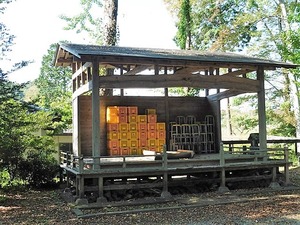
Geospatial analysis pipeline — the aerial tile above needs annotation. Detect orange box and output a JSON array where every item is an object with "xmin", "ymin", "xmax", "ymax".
[
  {"xmin": 139, "ymin": 139, "xmax": 148, "ymax": 148},
  {"xmin": 107, "ymin": 106, "xmax": 119, "ymax": 116},
  {"xmin": 128, "ymin": 106, "xmax": 138, "ymax": 115},
  {"xmin": 119, "ymin": 131, "xmax": 128, "ymax": 139},
  {"xmin": 138, "ymin": 115, "xmax": 147, "ymax": 123},
  {"xmin": 148, "ymin": 139, "xmax": 156, "ymax": 147},
  {"xmin": 130, "ymin": 147, "xmax": 141, "ymax": 155},
  {"xmin": 128, "ymin": 114, "xmax": 138, "ymax": 123},
  {"xmin": 156, "ymin": 130, "xmax": 166, "ymax": 139},
  {"xmin": 156, "ymin": 139, "xmax": 166, "ymax": 147},
  {"xmin": 138, "ymin": 123, "xmax": 147, "ymax": 131},
  {"xmin": 119, "ymin": 139, "xmax": 128, "ymax": 148},
  {"xmin": 107, "ymin": 114, "xmax": 119, "ymax": 124},
  {"xmin": 120, "ymin": 147, "xmax": 130, "ymax": 155},
  {"xmin": 109, "ymin": 147, "xmax": 120, "ymax": 156},
  {"xmin": 149, "ymin": 146, "xmax": 158, "ymax": 152},
  {"xmin": 145, "ymin": 109, "xmax": 156, "ymax": 115},
  {"xmin": 119, "ymin": 123, "xmax": 128, "ymax": 132},
  {"xmin": 108, "ymin": 131, "xmax": 119, "ymax": 140},
  {"xmin": 148, "ymin": 123, "xmax": 157, "ymax": 131},
  {"xmin": 119, "ymin": 114, "xmax": 127, "ymax": 123},
  {"xmin": 107, "ymin": 123, "xmax": 119, "ymax": 131},
  {"xmin": 148, "ymin": 114, "xmax": 157, "ymax": 123},
  {"xmin": 118, "ymin": 106, "xmax": 127, "ymax": 115},
  {"xmin": 148, "ymin": 130, "xmax": 156, "ymax": 139},
  {"xmin": 129, "ymin": 131, "xmax": 138, "ymax": 139},
  {"xmin": 108, "ymin": 140, "xmax": 119, "ymax": 149},
  {"xmin": 128, "ymin": 139, "xmax": 138, "ymax": 148},
  {"xmin": 156, "ymin": 123, "xmax": 165, "ymax": 131},
  {"xmin": 129, "ymin": 123, "xmax": 137, "ymax": 131},
  {"xmin": 139, "ymin": 131, "xmax": 147, "ymax": 139}
]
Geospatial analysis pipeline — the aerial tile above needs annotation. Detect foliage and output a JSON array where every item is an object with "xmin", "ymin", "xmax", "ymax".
[
  {"xmin": 35, "ymin": 43, "xmax": 72, "ymax": 134},
  {"xmin": 175, "ymin": 0, "xmax": 192, "ymax": 50},
  {"xmin": 60, "ymin": 0, "xmax": 104, "ymax": 44},
  {"xmin": 18, "ymin": 137, "xmax": 60, "ymax": 188}
]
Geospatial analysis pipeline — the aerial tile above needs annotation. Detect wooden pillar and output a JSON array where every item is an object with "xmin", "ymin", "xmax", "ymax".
[
  {"xmin": 92, "ymin": 60, "xmax": 100, "ymax": 158},
  {"xmin": 257, "ymin": 66, "xmax": 267, "ymax": 151},
  {"xmin": 72, "ymin": 97, "xmax": 81, "ymax": 156},
  {"xmin": 218, "ymin": 143, "xmax": 230, "ymax": 193},
  {"xmin": 161, "ymin": 145, "xmax": 171, "ymax": 199},
  {"xmin": 164, "ymin": 67, "xmax": 170, "ymax": 151},
  {"xmin": 97, "ymin": 176, "xmax": 107, "ymax": 203}
]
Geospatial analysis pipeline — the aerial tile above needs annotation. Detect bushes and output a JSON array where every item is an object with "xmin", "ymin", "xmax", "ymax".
[{"xmin": 18, "ymin": 154, "xmax": 60, "ymax": 188}]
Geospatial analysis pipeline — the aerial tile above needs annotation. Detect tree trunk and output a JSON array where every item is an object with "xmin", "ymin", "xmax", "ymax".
[{"xmin": 103, "ymin": 0, "xmax": 118, "ymax": 96}]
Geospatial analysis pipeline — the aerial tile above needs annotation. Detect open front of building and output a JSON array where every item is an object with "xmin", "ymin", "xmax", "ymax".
[{"xmin": 55, "ymin": 43, "xmax": 297, "ymax": 204}]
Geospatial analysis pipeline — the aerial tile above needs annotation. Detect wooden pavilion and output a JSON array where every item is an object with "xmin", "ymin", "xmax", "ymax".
[{"xmin": 54, "ymin": 43, "xmax": 297, "ymax": 204}]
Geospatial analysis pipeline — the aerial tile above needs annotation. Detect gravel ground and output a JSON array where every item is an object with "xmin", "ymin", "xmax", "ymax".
[{"xmin": 1, "ymin": 166, "xmax": 300, "ymax": 225}]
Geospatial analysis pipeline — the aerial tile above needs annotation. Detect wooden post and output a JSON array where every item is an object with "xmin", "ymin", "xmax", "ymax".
[
  {"xmin": 257, "ymin": 66, "xmax": 267, "ymax": 152},
  {"xmin": 161, "ymin": 145, "xmax": 171, "ymax": 199},
  {"xmin": 97, "ymin": 176, "xmax": 107, "ymax": 204},
  {"xmin": 218, "ymin": 142, "xmax": 229, "ymax": 193},
  {"xmin": 284, "ymin": 145, "xmax": 290, "ymax": 185},
  {"xmin": 92, "ymin": 59, "xmax": 100, "ymax": 169}
]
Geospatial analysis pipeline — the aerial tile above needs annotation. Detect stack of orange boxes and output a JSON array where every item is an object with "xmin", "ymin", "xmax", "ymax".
[{"xmin": 107, "ymin": 106, "xmax": 166, "ymax": 156}]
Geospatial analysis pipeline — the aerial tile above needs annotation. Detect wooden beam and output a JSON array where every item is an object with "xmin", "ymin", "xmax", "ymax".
[
  {"xmin": 207, "ymin": 90, "xmax": 247, "ymax": 102},
  {"xmin": 123, "ymin": 65, "xmax": 151, "ymax": 75},
  {"xmin": 72, "ymin": 81, "xmax": 92, "ymax": 100},
  {"xmin": 78, "ymin": 55, "xmax": 269, "ymax": 70},
  {"xmin": 98, "ymin": 74, "xmax": 260, "ymax": 92},
  {"xmin": 221, "ymin": 69, "xmax": 256, "ymax": 77},
  {"xmin": 72, "ymin": 62, "xmax": 92, "ymax": 80}
]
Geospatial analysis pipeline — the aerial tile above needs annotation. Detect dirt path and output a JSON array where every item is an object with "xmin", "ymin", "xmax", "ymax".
[{"xmin": 1, "ymin": 167, "xmax": 300, "ymax": 225}]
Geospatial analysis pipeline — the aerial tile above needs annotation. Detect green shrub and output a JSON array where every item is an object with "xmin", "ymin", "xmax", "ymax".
[{"xmin": 18, "ymin": 156, "xmax": 60, "ymax": 188}]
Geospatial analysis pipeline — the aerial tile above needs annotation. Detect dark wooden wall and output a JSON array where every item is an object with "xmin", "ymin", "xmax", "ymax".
[{"xmin": 78, "ymin": 96, "xmax": 214, "ymax": 156}]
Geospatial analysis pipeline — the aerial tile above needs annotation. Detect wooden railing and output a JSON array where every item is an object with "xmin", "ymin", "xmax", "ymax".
[{"xmin": 60, "ymin": 144, "xmax": 290, "ymax": 175}]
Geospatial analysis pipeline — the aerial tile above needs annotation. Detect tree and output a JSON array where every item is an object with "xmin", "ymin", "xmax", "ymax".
[
  {"xmin": 0, "ymin": 0, "xmax": 59, "ymax": 186},
  {"xmin": 34, "ymin": 43, "xmax": 72, "ymax": 134},
  {"xmin": 165, "ymin": 0, "xmax": 300, "ymax": 138},
  {"xmin": 60, "ymin": 0, "xmax": 119, "ymax": 96}
]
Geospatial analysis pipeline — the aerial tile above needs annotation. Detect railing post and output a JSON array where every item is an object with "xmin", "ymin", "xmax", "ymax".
[
  {"xmin": 161, "ymin": 145, "xmax": 171, "ymax": 199},
  {"xmin": 79, "ymin": 155, "xmax": 84, "ymax": 174},
  {"xmin": 218, "ymin": 142, "xmax": 229, "ymax": 193},
  {"xmin": 284, "ymin": 144, "xmax": 290, "ymax": 185}
]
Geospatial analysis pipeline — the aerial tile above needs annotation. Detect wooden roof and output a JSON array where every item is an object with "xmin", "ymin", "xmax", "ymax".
[{"xmin": 55, "ymin": 43, "xmax": 297, "ymax": 69}]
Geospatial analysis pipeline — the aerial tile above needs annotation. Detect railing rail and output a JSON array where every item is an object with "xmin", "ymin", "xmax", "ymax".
[{"xmin": 60, "ymin": 144, "xmax": 290, "ymax": 174}]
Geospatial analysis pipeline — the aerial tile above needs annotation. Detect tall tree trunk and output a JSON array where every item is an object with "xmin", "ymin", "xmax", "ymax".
[{"xmin": 103, "ymin": 0, "xmax": 118, "ymax": 96}]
